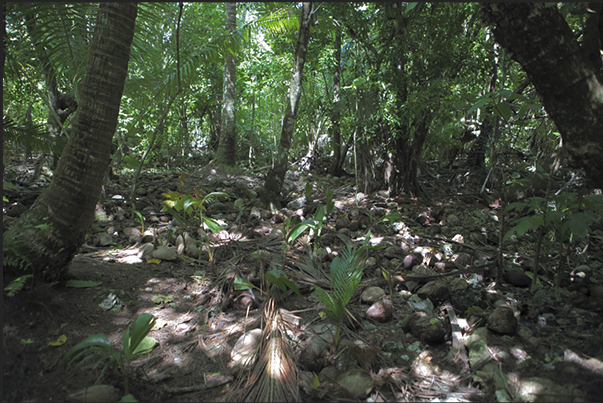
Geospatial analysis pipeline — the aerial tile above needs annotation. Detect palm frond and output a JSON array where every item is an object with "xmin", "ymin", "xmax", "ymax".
[
  {"xmin": 227, "ymin": 299, "xmax": 300, "ymax": 402},
  {"xmin": 3, "ymin": 116, "xmax": 64, "ymax": 154}
]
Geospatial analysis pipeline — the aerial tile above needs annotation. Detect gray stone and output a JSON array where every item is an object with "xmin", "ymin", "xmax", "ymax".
[
  {"xmin": 487, "ymin": 306, "xmax": 517, "ymax": 335},
  {"xmin": 152, "ymin": 246, "xmax": 178, "ymax": 261},
  {"xmin": 361, "ymin": 286, "xmax": 386, "ymax": 303},
  {"xmin": 337, "ymin": 368, "xmax": 374, "ymax": 399},
  {"xmin": 416, "ymin": 280, "xmax": 450, "ymax": 305}
]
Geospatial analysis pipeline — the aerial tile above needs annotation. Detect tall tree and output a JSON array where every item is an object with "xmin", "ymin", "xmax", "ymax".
[
  {"xmin": 329, "ymin": 26, "xmax": 343, "ymax": 176},
  {"xmin": 216, "ymin": 2, "xmax": 237, "ymax": 165},
  {"xmin": 263, "ymin": 2, "xmax": 314, "ymax": 203},
  {"xmin": 483, "ymin": 2, "xmax": 603, "ymax": 188},
  {"xmin": 3, "ymin": 3, "xmax": 138, "ymax": 286}
]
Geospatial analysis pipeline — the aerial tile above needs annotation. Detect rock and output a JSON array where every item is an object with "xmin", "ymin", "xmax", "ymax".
[
  {"xmin": 185, "ymin": 243, "xmax": 199, "ymax": 258},
  {"xmin": 128, "ymin": 235, "xmax": 142, "ymax": 245},
  {"xmin": 138, "ymin": 243, "xmax": 154, "ymax": 260},
  {"xmin": 123, "ymin": 227, "xmax": 141, "ymax": 237},
  {"xmin": 384, "ymin": 245, "xmax": 405, "ymax": 258},
  {"xmin": 503, "ymin": 270, "xmax": 532, "ymax": 287},
  {"xmin": 405, "ymin": 313, "xmax": 447, "ymax": 343},
  {"xmin": 416, "ymin": 280, "xmax": 450, "ymax": 305},
  {"xmin": 337, "ymin": 368, "xmax": 374, "ymax": 399},
  {"xmin": 335, "ymin": 218, "xmax": 348, "ymax": 231},
  {"xmin": 366, "ymin": 297, "xmax": 393, "ymax": 322},
  {"xmin": 287, "ymin": 196, "xmax": 305, "ymax": 210},
  {"xmin": 451, "ymin": 253, "xmax": 471, "ymax": 267},
  {"xmin": 446, "ymin": 214, "xmax": 460, "ymax": 227},
  {"xmin": 487, "ymin": 306, "xmax": 517, "ymax": 335},
  {"xmin": 449, "ymin": 277, "xmax": 468, "ymax": 294},
  {"xmin": 348, "ymin": 220, "xmax": 359, "ymax": 231},
  {"xmin": 403, "ymin": 253, "xmax": 421, "ymax": 270},
  {"xmin": 98, "ymin": 233, "xmax": 113, "ymax": 246},
  {"xmin": 230, "ymin": 328, "xmax": 263, "ymax": 369},
  {"xmin": 361, "ymin": 286, "xmax": 386, "ymax": 303},
  {"xmin": 250, "ymin": 206, "xmax": 262, "ymax": 219},
  {"xmin": 152, "ymin": 246, "xmax": 178, "ymax": 261}
]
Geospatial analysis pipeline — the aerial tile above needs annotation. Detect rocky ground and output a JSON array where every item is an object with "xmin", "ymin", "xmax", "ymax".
[{"xmin": 3, "ymin": 158, "xmax": 603, "ymax": 402}]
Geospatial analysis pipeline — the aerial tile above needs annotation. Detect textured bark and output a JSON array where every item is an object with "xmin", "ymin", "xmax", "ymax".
[
  {"xmin": 216, "ymin": 2, "xmax": 237, "ymax": 166},
  {"xmin": 484, "ymin": 3, "xmax": 603, "ymax": 188},
  {"xmin": 4, "ymin": 3, "xmax": 137, "ymax": 284},
  {"xmin": 263, "ymin": 2, "xmax": 314, "ymax": 202}
]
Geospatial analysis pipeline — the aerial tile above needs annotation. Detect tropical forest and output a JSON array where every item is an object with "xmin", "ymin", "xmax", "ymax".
[{"xmin": 3, "ymin": 2, "xmax": 603, "ymax": 402}]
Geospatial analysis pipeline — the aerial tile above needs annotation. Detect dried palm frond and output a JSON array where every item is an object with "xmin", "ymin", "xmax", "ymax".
[{"xmin": 226, "ymin": 299, "xmax": 300, "ymax": 402}]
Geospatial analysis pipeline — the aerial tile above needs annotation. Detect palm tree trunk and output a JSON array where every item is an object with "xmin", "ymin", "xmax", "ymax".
[
  {"xmin": 3, "ymin": 3, "xmax": 138, "ymax": 284},
  {"xmin": 216, "ymin": 2, "xmax": 237, "ymax": 166},
  {"xmin": 263, "ymin": 2, "xmax": 314, "ymax": 203}
]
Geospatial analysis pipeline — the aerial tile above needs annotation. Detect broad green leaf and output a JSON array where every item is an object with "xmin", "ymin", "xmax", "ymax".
[
  {"xmin": 504, "ymin": 214, "xmax": 544, "ymax": 241},
  {"xmin": 132, "ymin": 335, "xmax": 157, "ymax": 355},
  {"xmin": 287, "ymin": 219, "xmax": 316, "ymax": 244},
  {"xmin": 66, "ymin": 280, "xmax": 103, "ymax": 288},
  {"xmin": 48, "ymin": 334, "xmax": 67, "ymax": 346},
  {"xmin": 234, "ymin": 276, "xmax": 259, "ymax": 291},
  {"xmin": 201, "ymin": 216, "xmax": 222, "ymax": 233},
  {"xmin": 124, "ymin": 155, "xmax": 140, "ymax": 168},
  {"xmin": 467, "ymin": 97, "xmax": 489, "ymax": 114},
  {"xmin": 493, "ymin": 102, "xmax": 512, "ymax": 122}
]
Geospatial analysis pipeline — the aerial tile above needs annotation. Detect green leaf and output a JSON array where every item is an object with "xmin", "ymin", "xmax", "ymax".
[
  {"xmin": 3, "ymin": 181, "xmax": 18, "ymax": 191},
  {"xmin": 493, "ymin": 102, "xmax": 512, "ymax": 122},
  {"xmin": 266, "ymin": 269, "xmax": 301, "ymax": 297},
  {"xmin": 201, "ymin": 216, "xmax": 223, "ymax": 233},
  {"xmin": 66, "ymin": 280, "xmax": 103, "ymax": 288},
  {"xmin": 287, "ymin": 219, "xmax": 316, "ymax": 244},
  {"xmin": 124, "ymin": 314, "xmax": 156, "ymax": 361},
  {"xmin": 234, "ymin": 276, "xmax": 259, "ymax": 291},
  {"xmin": 120, "ymin": 394, "xmax": 139, "ymax": 402},
  {"xmin": 504, "ymin": 214, "xmax": 544, "ymax": 241},
  {"xmin": 124, "ymin": 155, "xmax": 140, "ymax": 168},
  {"xmin": 467, "ymin": 97, "xmax": 489, "ymax": 114},
  {"xmin": 132, "ymin": 336, "xmax": 158, "ymax": 355}
]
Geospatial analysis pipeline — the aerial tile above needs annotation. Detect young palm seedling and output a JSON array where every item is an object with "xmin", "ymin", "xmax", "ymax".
[
  {"xmin": 312, "ymin": 231, "xmax": 371, "ymax": 348},
  {"xmin": 64, "ymin": 313, "xmax": 157, "ymax": 398}
]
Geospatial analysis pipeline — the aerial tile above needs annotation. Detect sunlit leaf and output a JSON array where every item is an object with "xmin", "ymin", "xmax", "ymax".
[{"xmin": 48, "ymin": 334, "xmax": 67, "ymax": 346}]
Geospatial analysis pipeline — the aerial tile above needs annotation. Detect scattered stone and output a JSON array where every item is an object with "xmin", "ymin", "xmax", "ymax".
[
  {"xmin": 503, "ymin": 270, "xmax": 532, "ymax": 287},
  {"xmin": 416, "ymin": 280, "xmax": 450, "ymax": 305},
  {"xmin": 230, "ymin": 328, "xmax": 263, "ymax": 370},
  {"xmin": 335, "ymin": 218, "xmax": 347, "ymax": 231},
  {"xmin": 97, "ymin": 233, "xmax": 113, "ymax": 246},
  {"xmin": 152, "ymin": 246, "xmax": 178, "ymax": 261},
  {"xmin": 287, "ymin": 196, "xmax": 305, "ymax": 210},
  {"xmin": 403, "ymin": 253, "xmax": 421, "ymax": 270},
  {"xmin": 337, "ymin": 368, "xmax": 374, "ymax": 399},
  {"xmin": 185, "ymin": 243, "xmax": 199, "ymax": 258},
  {"xmin": 384, "ymin": 245, "xmax": 405, "ymax": 259},
  {"xmin": 123, "ymin": 227, "xmax": 142, "ymax": 237},
  {"xmin": 487, "ymin": 306, "xmax": 517, "ymax": 335},
  {"xmin": 361, "ymin": 286, "xmax": 386, "ymax": 303},
  {"xmin": 405, "ymin": 312, "xmax": 447, "ymax": 343},
  {"xmin": 446, "ymin": 214, "xmax": 460, "ymax": 226},
  {"xmin": 366, "ymin": 296, "xmax": 393, "ymax": 322},
  {"xmin": 451, "ymin": 253, "xmax": 471, "ymax": 267},
  {"xmin": 348, "ymin": 220, "xmax": 359, "ymax": 231},
  {"xmin": 66, "ymin": 384, "xmax": 122, "ymax": 402}
]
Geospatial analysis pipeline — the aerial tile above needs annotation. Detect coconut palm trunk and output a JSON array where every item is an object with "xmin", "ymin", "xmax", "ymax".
[{"xmin": 3, "ymin": 3, "xmax": 138, "ymax": 285}]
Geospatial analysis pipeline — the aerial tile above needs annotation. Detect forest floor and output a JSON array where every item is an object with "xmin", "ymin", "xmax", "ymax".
[{"xmin": 3, "ymin": 158, "xmax": 603, "ymax": 402}]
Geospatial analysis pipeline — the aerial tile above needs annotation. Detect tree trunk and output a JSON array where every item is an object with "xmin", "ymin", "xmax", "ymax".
[
  {"xmin": 3, "ymin": 3, "xmax": 137, "ymax": 285},
  {"xmin": 329, "ymin": 27, "xmax": 343, "ymax": 176},
  {"xmin": 216, "ymin": 2, "xmax": 237, "ymax": 166},
  {"xmin": 263, "ymin": 2, "xmax": 314, "ymax": 204},
  {"xmin": 484, "ymin": 2, "xmax": 603, "ymax": 188}
]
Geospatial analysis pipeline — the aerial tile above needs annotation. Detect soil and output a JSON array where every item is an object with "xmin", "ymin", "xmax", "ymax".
[{"xmin": 3, "ymin": 158, "xmax": 603, "ymax": 402}]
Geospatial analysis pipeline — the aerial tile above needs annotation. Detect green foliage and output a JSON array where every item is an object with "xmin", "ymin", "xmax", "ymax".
[
  {"xmin": 312, "ymin": 231, "xmax": 371, "ymax": 347},
  {"xmin": 504, "ymin": 193, "xmax": 603, "ymax": 243},
  {"xmin": 65, "ymin": 314, "xmax": 157, "ymax": 395},
  {"xmin": 286, "ymin": 189, "xmax": 334, "ymax": 251},
  {"xmin": 234, "ymin": 269, "xmax": 301, "ymax": 299},
  {"xmin": 162, "ymin": 189, "xmax": 228, "ymax": 233}
]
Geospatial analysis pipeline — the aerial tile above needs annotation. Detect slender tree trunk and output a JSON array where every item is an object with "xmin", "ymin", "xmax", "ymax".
[
  {"xmin": 216, "ymin": 2, "xmax": 237, "ymax": 166},
  {"xmin": 3, "ymin": 3, "xmax": 137, "ymax": 285},
  {"xmin": 484, "ymin": 2, "xmax": 603, "ymax": 188},
  {"xmin": 263, "ymin": 2, "xmax": 314, "ymax": 203},
  {"xmin": 329, "ymin": 27, "xmax": 343, "ymax": 176}
]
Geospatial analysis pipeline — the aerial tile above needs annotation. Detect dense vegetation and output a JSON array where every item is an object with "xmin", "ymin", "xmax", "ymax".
[{"xmin": 3, "ymin": 3, "xmax": 603, "ymax": 402}]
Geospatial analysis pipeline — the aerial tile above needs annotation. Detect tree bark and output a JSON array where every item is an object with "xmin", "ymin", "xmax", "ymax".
[
  {"xmin": 3, "ymin": 3, "xmax": 138, "ymax": 285},
  {"xmin": 263, "ymin": 2, "xmax": 314, "ymax": 204},
  {"xmin": 484, "ymin": 2, "xmax": 603, "ymax": 188},
  {"xmin": 216, "ymin": 2, "xmax": 237, "ymax": 166}
]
